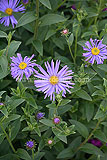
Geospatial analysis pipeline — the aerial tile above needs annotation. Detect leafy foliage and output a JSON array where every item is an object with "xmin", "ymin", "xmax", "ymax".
[{"xmin": 0, "ymin": 0, "xmax": 107, "ymax": 160}]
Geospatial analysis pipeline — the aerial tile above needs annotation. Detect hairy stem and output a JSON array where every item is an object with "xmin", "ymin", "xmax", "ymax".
[
  {"xmin": 34, "ymin": 0, "xmax": 39, "ymax": 40},
  {"xmin": 74, "ymin": 25, "xmax": 80, "ymax": 62},
  {"xmin": 68, "ymin": 45, "xmax": 75, "ymax": 64},
  {"xmin": 32, "ymin": 149, "xmax": 34, "ymax": 160},
  {"xmin": 75, "ymin": 118, "xmax": 101, "ymax": 152},
  {"xmin": 0, "ymin": 122, "xmax": 16, "ymax": 153}
]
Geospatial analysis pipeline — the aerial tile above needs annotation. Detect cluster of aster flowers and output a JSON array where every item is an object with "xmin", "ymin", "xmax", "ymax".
[
  {"xmin": 10, "ymin": 53, "xmax": 75, "ymax": 101},
  {"xmin": 10, "ymin": 37, "xmax": 107, "ymax": 101}
]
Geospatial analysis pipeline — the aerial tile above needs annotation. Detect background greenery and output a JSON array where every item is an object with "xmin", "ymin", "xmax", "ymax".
[{"xmin": 0, "ymin": 0, "xmax": 107, "ymax": 159}]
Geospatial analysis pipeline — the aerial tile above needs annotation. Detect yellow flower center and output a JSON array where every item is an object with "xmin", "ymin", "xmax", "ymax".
[
  {"xmin": 49, "ymin": 75, "xmax": 59, "ymax": 85},
  {"xmin": 5, "ymin": 8, "xmax": 13, "ymax": 16},
  {"xmin": 91, "ymin": 47, "xmax": 100, "ymax": 55},
  {"xmin": 19, "ymin": 62, "xmax": 27, "ymax": 70}
]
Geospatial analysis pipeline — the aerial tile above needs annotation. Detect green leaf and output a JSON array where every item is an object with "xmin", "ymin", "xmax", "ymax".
[
  {"xmin": 52, "ymin": 127, "xmax": 67, "ymax": 143},
  {"xmin": 0, "ymin": 154, "xmax": 19, "ymax": 160},
  {"xmin": 46, "ymin": 103, "xmax": 57, "ymax": 109},
  {"xmin": 102, "ymin": 34, "xmax": 107, "ymax": 45},
  {"xmin": 85, "ymin": 102, "xmax": 94, "ymax": 122},
  {"xmin": 80, "ymin": 143, "xmax": 104, "ymax": 157},
  {"xmin": 34, "ymin": 124, "xmax": 41, "ymax": 137},
  {"xmin": 39, "ymin": 0, "xmax": 51, "ymax": 9},
  {"xmin": 45, "ymin": 29, "xmax": 56, "ymax": 40},
  {"xmin": 87, "ymin": 12, "xmax": 98, "ymax": 18},
  {"xmin": 32, "ymin": 40, "xmax": 43, "ymax": 56},
  {"xmin": 58, "ymin": 104, "xmax": 72, "ymax": 115},
  {"xmin": 57, "ymin": 147, "xmax": 74, "ymax": 159},
  {"xmin": 34, "ymin": 151, "xmax": 45, "ymax": 160},
  {"xmin": 10, "ymin": 119, "xmax": 21, "ymax": 141},
  {"xmin": 0, "ymin": 106, "xmax": 8, "ymax": 117},
  {"xmin": 94, "ymin": 109, "xmax": 105, "ymax": 120},
  {"xmin": 52, "ymin": 37, "xmax": 64, "ymax": 50},
  {"xmin": 7, "ymin": 41, "xmax": 21, "ymax": 58},
  {"xmin": 92, "ymin": 90, "xmax": 104, "ymax": 97},
  {"xmin": 68, "ymin": 33, "xmax": 74, "ymax": 46},
  {"xmin": 59, "ymin": 99, "xmax": 71, "ymax": 106},
  {"xmin": 0, "ymin": 31, "xmax": 7, "ymax": 38},
  {"xmin": 81, "ymin": 31, "xmax": 96, "ymax": 38},
  {"xmin": 0, "ymin": 49, "xmax": 6, "ymax": 57},
  {"xmin": 98, "ymin": 64, "xmax": 107, "ymax": 72},
  {"xmin": 76, "ymin": 89, "xmax": 92, "ymax": 101},
  {"xmin": 0, "ymin": 55, "xmax": 8, "ymax": 73},
  {"xmin": 40, "ymin": 14, "xmax": 66, "ymax": 26},
  {"xmin": 94, "ymin": 130, "xmax": 107, "ymax": 143},
  {"xmin": 0, "ymin": 68, "xmax": 9, "ymax": 79},
  {"xmin": 77, "ymin": 40, "xmax": 86, "ymax": 47},
  {"xmin": 4, "ymin": 114, "xmax": 21, "ymax": 123},
  {"xmin": 26, "ymin": 95, "xmax": 38, "ymax": 109},
  {"xmin": 17, "ymin": 149, "xmax": 32, "ymax": 160},
  {"xmin": 69, "ymin": 120, "xmax": 89, "ymax": 138},
  {"xmin": 16, "ymin": 12, "xmax": 36, "ymax": 28},
  {"xmin": 0, "ymin": 91, "xmax": 6, "ymax": 98},
  {"xmin": 39, "ymin": 118, "xmax": 54, "ymax": 127},
  {"xmin": 8, "ymin": 98, "xmax": 25, "ymax": 111}
]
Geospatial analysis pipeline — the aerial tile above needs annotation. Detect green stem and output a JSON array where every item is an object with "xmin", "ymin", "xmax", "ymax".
[
  {"xmin": 74, "ymin": 25, "xmax": 80, "ymax": 62},
  {"xmin": 34, "ymin": 0, "xmax": 39, "ymax": 40},
  {"xmin": 68, "ymin": 45, "xmax": 75, "ymax": 64},
  {"xmin": 94, "ymin": 0, "xmax": 102, "ymax": 25},
  {"xmin": 32, "ymin": 149, "xmax": 34, "ymax": 160},
  {"xmin": 54, "ymin": 101, "xmax": 60, "ymax": 115},
  {"xmin": 75, "ymin": 118, "xmax": 101, "ymax": 152},
  {"xmin": 54, "ymin": 0, "xmax": 68, "ymax": 11},
  {"xmin": 0, "ymin": 122, "xmax": 16, "ymax": 153}
]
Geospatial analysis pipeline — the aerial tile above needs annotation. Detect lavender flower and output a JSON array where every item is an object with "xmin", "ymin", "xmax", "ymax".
[
  {"xmin": 82, "ymin": 38, "xmax": 107, "ymax": 64},
  {"xmin": 26, "ymin": 140, "xmax": 35, "ymax": 149},
  {"xmin": 34, "ymin": 60, "xmax": 75, "ymax": 101},
  {"xmin": 10, "ymin": 53, "xmax": 37, "ymax": 81},
  {"xmin": 0, "ymin": 0, "xmax": 25, "ymax": 28},
  {"xmin": 36, "ymin": 112, "xmax": 45, "ymax": 120},
  {"xmin": 22, "ymin": 0, "xmax": 29, "ymax": 4},
  {"xmin": 53, "ymin": 117, "xmax": 61, "ymax": 124},
  {"xmin": 88, "ymin": 138, "xmax": 103, "ymax": 148},
  {"xmin": 0, "ymin": 103, "xmax": 4, "ymax": 106}
]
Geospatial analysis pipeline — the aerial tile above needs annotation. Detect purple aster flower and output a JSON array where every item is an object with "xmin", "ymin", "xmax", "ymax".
[
  {"xmin": 0, "ymin": 103, "xmax": 4, "ymax": 106},
  {"xmin": 88, "ymin": 138, "xmax": 103, "ymax": 148},
  {"xmin": 36, "ymin": 112, "xmax": 45, "ymax": 120},
  {"xmin": 10, "ymin": 53, "xmax": 37, "ymax": 81},
  {"xmin": 71, "ymin": 5, "xmax": 76, "ymax": 10},
  {"xmin": 26, "ymin": 140, "xmax": 35, "ymax": 149},
  {"xmin": 0, "ymin": 0, "xmax": 25, "ymax": 28},
  {"xmin": 34, "ymin": 60, "xmax": 75, "ymax": 101},
  {"xmin": 102, "ymin": 8, "xmax": 107, "ymax": 11},
  {"xmin": 82, "ymin": 38, "xmax": 107, "ymax": 64},
  {"xmin": 53, "ymin": 117, "xmax": 61, "ymax": 124},
  {"xmin": 22, "ymin": 0, "xmax": 29, "ymax": 4}
]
